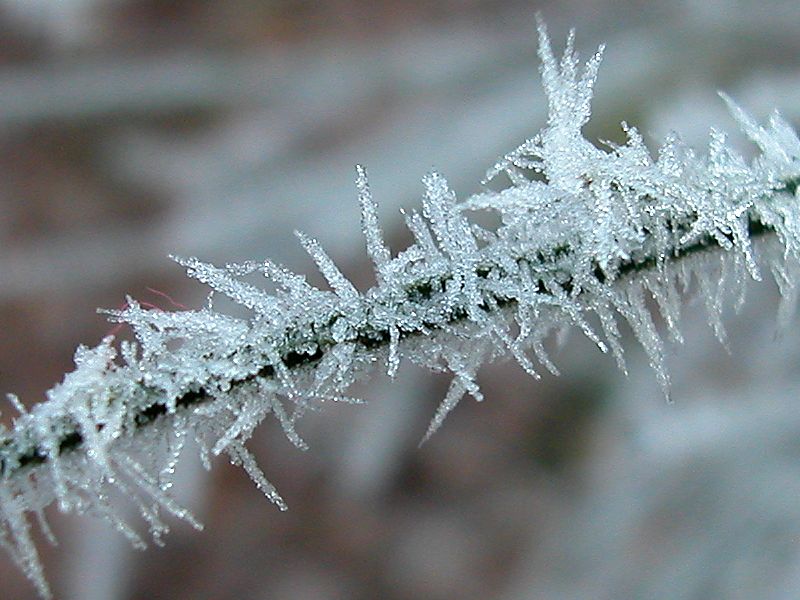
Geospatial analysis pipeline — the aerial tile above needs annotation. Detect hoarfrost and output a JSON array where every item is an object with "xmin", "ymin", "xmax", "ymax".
[{"xmin": 2, "ymin": 20, "xmax": 800, "ymax": 598}]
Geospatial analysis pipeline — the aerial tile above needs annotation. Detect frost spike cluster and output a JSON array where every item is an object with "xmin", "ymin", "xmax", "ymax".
[{"xmin": 2, "ymin": 20, "xmax": 800, "ymax": 598}]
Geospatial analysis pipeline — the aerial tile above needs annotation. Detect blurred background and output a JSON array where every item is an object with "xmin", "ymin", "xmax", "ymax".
[{"xmin": 2, "ymin": 1, "xmax": 800, "ymax": 598}]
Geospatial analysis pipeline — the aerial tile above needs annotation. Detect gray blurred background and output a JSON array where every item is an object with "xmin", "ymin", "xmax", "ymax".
[{"xmin": 2, "ymin": 1, "xmax": 800, "ymax": 599}]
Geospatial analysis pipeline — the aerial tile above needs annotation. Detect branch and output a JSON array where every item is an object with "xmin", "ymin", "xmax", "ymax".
[{"xmin": 2, "ymin": 19, "xmax": 799, "ymax": 599}]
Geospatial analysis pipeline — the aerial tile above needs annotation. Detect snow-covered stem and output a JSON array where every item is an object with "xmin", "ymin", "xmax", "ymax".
[
  {"xmin": 0, "ymin": 196, "xmax": 794, "ymax": 483},
  {"xmin": 2, "ymin": 19, "xmax": 800, "ymax": 598}
]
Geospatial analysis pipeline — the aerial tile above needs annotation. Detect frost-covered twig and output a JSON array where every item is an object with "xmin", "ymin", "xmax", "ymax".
[{"xmin": 2, "ymin": 20, "xmax": 800, "ymax": 598}]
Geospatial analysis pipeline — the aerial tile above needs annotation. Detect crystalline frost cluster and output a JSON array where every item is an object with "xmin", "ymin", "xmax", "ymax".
[{"xmin": 2, "ymin": 20, "xmax": 800, "ymax": 598}]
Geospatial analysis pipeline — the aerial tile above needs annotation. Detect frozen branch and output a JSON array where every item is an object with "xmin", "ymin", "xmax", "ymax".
[{"xmin": 2, "ymin": 20, "xmax": 800, "ymax": 598}]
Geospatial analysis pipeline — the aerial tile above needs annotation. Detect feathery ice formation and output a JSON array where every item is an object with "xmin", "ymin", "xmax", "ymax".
[{"xmin": 2, "ymin": 20, "xmax": 800, "ymax": 598}]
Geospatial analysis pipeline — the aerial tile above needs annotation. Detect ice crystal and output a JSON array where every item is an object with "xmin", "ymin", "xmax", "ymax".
[{"xmin": 2, "ymin": 20, "xmax": 800, "ymax": 598}]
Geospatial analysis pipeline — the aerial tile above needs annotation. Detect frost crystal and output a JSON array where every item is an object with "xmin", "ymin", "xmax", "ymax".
[{"xmin": 2, "ymin": 21, "xmax": 800, "ymax": 598}]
